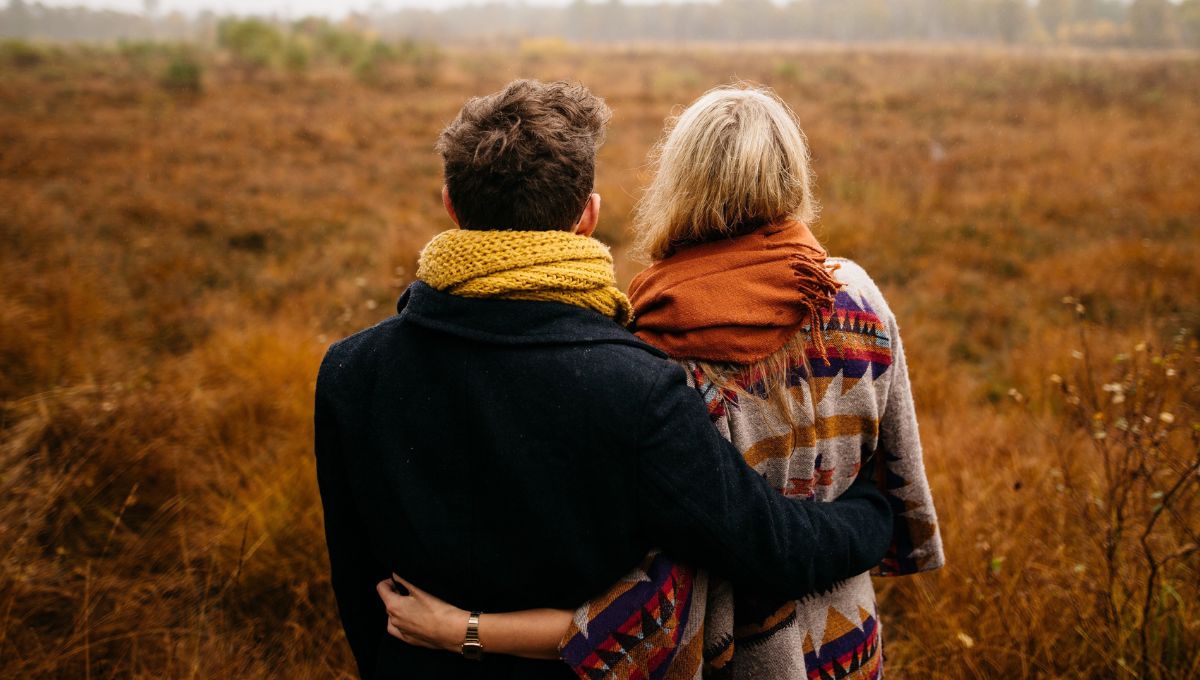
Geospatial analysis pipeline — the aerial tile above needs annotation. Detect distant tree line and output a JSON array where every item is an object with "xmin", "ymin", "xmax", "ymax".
[{"xmin": 3, "ymin": 0, "xmax": 1200, "ymax": 48}]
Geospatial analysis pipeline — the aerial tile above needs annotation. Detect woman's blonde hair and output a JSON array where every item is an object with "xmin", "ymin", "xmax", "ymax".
[
  {"xmin": 634, "ymin": 84, "xmax": 825, "ymax": 422},
  {"xmin": 632, "ymin": 83, "xmax": 819, "ymax": 262}
]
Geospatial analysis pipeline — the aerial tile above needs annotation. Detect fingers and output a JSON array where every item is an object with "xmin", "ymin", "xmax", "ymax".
[
  {"xmin": 390, "ymin": 573, "xmax": 419, "ymax": 597},
  {"xmin": 376, "ymin": 579, "xmax": 405, "ymax": 607},
  {"xmin": 377, "ymin": 573, "xmax": 454, "ymax": 653},
  {"xmin": 380, "ymin": 583, "xmax": 426, "ymax": 626}
]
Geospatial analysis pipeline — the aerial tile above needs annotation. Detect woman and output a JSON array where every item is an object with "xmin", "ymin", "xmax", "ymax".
[{"xmin": 378, "ymin": 84, "xmax": 944, "ymax": 679}]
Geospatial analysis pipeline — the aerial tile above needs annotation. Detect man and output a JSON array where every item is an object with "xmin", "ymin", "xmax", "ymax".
[{"xmin": 314, "ymin": 79, "xmax": 892, "ymax": 679}]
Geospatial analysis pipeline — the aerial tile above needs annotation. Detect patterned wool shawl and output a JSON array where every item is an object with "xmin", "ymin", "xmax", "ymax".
[{"xmin": 558, "ymin": 272, "xmax": 948, "ymax": 680}]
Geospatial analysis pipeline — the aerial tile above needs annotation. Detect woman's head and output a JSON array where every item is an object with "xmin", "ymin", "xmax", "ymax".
[{"xmin": 633, "ymin": 84, "xmax": 818, "ymax": 262}]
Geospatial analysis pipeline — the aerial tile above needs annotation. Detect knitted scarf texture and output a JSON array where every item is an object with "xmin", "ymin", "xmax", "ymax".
[
  {"xmin": 417, "ymin": 228, "xmax": 633, "ymax": 326},
  {"xmin": 628, "ymin": 220, "xmax": 842, "ymax": 364}
]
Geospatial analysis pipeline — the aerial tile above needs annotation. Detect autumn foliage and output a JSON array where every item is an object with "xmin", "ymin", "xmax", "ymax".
[{"xmin": 1, "ymin": 43, "xmax": 1198, "ymax": 678}]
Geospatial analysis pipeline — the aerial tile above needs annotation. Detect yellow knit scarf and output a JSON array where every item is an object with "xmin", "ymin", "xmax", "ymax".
[{"xmin": 417, "ymin": 229, "xmax": 633, "ymax": 326}]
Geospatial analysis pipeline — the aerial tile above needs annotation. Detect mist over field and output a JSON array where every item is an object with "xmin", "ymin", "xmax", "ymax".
[
  {"xmin": 1, "ymin": 9, "xmax": 1198, "ymax": 679},
  {"xmin": 4, "ymin": 0, "xmax": 1200, "ymax": 48}
]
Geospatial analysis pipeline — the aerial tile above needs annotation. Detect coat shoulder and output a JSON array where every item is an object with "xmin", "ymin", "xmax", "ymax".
[
  {"xmin": 581, "ymin": 341, "xmax": 683, "ymax": 389},
  {"xmin": 828, "ymin": 257, "xmax": 896, "ymax": 324},
  {"xmin": 317, "ymin": 315, "xmax": 403, "ymax": 392}
]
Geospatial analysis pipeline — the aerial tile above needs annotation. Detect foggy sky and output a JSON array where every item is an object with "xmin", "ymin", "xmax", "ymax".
[{"xmin": 32, "ymin": 0, "xmax": 678, "ymax": 18}]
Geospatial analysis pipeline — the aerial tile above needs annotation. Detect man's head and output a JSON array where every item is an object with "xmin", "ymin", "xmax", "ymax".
[{"xmin": 436, "ymin": 79, "xmax": 611, "ymax": 233}]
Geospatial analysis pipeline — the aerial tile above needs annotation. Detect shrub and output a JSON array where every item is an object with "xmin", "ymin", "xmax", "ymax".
[
  {"xmin": 160, "ymin": 50, "xmax": 203, "ymax": 94},
  {"xmin": 1047, "ymin": 306, "xmax": 1200, "ymax": 677},
  {"xmin": 116, "ymin": 39, "xmax": 165, "ymax": 74},
  {"xmin": 0, "ymin": 39, "xmax": 44, "ymax": 68},
  {"xmin": 314, "ymin": 23, "xmax": 370, "ymax": 66},
  {"xmin": 1060, "ymin": 19, "xmax": 1129, "ymax": 48},
  {"xmin": 772, "ymin": 60, "xmax": 800, "ymax": 83},
  {"xmin": 283, "ymin": 37, "xmax": 311, "ymax": 76},
  {"xmin": 217, "ymin": 18, "xmax": 284, "ymax": 76},
  {"xmin": 286, "ymin": 19, "xmax": 373, "ymax": 67},
  {"xmin": 352, "ymin": 41, "xmax": 395, "ymax": 85},
  {"xmin": 396, "ymin": 38, "xmax": 441, "ymax": 87},
  {"xmin": 518, "ymin": 36, "xmax": 575, "ymax": 61}
]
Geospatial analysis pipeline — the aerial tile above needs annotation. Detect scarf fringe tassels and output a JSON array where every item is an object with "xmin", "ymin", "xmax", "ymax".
[{"xmin": 789, "ymin": 247, "xmax": 842, "ymax": 365}]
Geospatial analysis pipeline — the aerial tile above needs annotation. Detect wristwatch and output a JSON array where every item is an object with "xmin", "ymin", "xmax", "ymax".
[{"xmin": 462, "ymin": 611, "xmax": 484, "ymax": 661}]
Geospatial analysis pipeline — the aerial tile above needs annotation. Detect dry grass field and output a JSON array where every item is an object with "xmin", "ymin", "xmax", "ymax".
[{"xmin": 1, "ymin": 42, "xmax": 1198, "ymax": 678}]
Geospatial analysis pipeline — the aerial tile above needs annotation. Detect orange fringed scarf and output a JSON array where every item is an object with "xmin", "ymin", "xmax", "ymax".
[{"xmin": 628, "ymin": 221, "xmax": 842, "ymax": 364}]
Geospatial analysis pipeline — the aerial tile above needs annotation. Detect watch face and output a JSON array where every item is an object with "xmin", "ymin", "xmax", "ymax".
[{"xmin": 462, "ymin": 641, "xmax": 484, "ymax": 661}]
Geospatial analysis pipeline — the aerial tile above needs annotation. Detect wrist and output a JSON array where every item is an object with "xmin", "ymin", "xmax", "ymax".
[
  {"xmin": 440, "ymin": 607, "xmax": 470, "ymax": 653},
  {"xmin": 461, "ymin": 610, "xmax": 484, "ymax": 660}
]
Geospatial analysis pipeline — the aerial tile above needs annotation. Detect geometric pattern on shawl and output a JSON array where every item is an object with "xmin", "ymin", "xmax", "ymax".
[
  {"xmin": 802, "ymin": 608, "xmax": 882, "ymax": 680},
  {"xmin": 561, "ymin": 258, "xmax": 944, "ymax": 680},
  {"xmin": 560, "ymin": 552, "xmax": 703, "ymax": 680}
]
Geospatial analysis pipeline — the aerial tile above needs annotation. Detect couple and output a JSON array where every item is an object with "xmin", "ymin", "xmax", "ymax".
[{"xmin": 314, "ymin": 79, "xmax": 943, "ymax": 680}]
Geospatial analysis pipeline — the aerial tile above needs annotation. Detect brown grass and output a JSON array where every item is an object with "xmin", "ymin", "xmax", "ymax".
[{"xmin": 1, "ymin": 44, "xmax": 1198, "ymax": 679}]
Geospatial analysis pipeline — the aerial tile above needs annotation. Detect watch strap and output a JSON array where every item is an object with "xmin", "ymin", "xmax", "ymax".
[{"xmin": 462, "ymin": 611, "xmax": 483, "ymax": 660}]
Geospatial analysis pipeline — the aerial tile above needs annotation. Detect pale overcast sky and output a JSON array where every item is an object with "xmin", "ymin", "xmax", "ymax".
[{"xmin": 34, "ymin": 0, "xmax": 655, "ymax": 18}]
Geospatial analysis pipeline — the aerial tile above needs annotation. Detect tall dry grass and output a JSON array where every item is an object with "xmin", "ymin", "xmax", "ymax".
[{"xmin": 1, "ymin": 44, "xmax": 1197, "ymax": 678}]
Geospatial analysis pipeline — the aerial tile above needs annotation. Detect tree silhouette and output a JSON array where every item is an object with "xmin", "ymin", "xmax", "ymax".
[
  {"xmin": 1037, "ymin": 0, "xmax": 1074, "ymax": 39},
  {"xmin": 2, "ymin": 0, "xmax": 1199, "ymax": 51},
  {"xmin": 5, "ymin": 0, "xmax": 32, "ymax": 38},
  {"xmin": 1181, "ymin": 0, "xmax": 1200, "ymax": 47},
  {"xmin": 1129, "ymin": 0, "xmax": 1177, "ymax": 46}
]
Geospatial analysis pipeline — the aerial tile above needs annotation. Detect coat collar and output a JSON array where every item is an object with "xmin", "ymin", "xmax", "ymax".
[{"xmin": 396, "ymin": 281, "xmax": 666, "ymax": 356}]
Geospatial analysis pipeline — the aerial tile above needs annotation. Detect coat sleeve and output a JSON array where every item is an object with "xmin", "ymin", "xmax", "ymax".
[
  {"xmin": 633, "ymin": 362, "xmax": 894, "ymax": 600},
  {"xmin": 315, "ymin": 357, "xmax": 389, "ymax": 678},
  {"xmin": 871, "ymin": 312, "xmax": 945, "ymax": 576}
]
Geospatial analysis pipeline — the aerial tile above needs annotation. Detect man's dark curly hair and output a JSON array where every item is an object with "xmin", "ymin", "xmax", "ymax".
[{"xmin": 436, "ymin": 79, "xmax": 611, "ymax": 231}]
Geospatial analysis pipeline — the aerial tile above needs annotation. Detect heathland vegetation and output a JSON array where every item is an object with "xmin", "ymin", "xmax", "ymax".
[{"xmin": 1, "ymin": 36, "xmax": 1198, "ymax": 678}]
